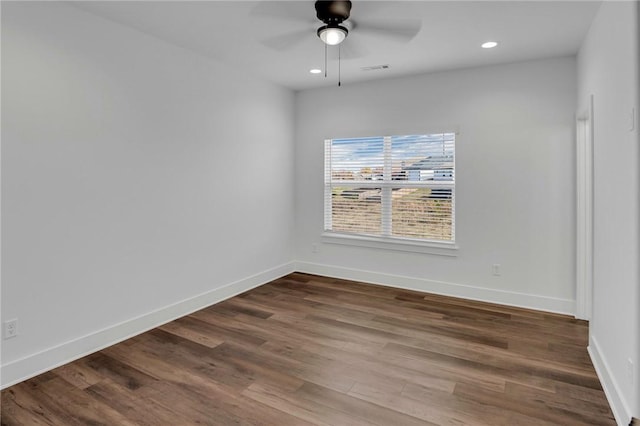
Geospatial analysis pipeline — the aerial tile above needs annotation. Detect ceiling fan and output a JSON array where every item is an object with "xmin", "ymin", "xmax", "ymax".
[
  {"xmin": 315, "ymin": 0, "xmax": 352, "ymax": 46},
  {"xmin": 252, "ymin": 0, "xmax": 422, "ymax": 60}
]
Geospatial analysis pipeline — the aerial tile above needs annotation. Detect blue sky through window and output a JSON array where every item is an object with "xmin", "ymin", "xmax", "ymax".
[{"xmin": 331, "ymin": 134, "xmax": 454, "ymax": 171}]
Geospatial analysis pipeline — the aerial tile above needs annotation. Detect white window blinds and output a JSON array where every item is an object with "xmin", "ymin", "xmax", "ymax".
[{"xmin": 324, "ymin": 133, "xmax": 455, "ymax": 242}]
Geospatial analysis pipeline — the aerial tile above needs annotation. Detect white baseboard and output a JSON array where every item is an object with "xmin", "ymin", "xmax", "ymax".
[
  {"xmin": 294, "ymin": 261, "xmax": 576, "ymax": 315},
  {"xmin": 0, "ymin": 262, "xmax": 296, "ymax": 390},
  {"xmin": 588, "ymin": 336, "xmax": 632, "ymax": 426}
]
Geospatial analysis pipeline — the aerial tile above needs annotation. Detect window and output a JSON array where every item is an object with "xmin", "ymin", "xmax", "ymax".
[{"xmin": 324, "ymin": 133, "xmax": 455, "ymax": 250}]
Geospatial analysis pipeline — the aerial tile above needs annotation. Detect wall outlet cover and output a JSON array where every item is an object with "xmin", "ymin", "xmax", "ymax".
[
  {"xmin": 492, "ymin": 264, "xmax": 501, "ymax": 276},
  {"xmin": 4, "ymin": 319, "xmax": 18, "ymax": 339}
]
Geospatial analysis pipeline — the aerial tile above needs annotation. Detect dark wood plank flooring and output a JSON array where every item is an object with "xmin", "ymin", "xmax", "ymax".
[{"xmin": 1, "ymin": 273, "xmax": 616, "ymax": 425}]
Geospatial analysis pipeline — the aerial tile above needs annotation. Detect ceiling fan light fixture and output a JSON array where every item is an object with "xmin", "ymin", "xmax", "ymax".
[{"xmin": 317, "ymin": 25, "xmax": 348, "ymax": 45}]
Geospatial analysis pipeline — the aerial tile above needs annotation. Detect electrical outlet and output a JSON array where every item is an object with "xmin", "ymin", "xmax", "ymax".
[
  {"xmin": 492, "ymin": 264, "xmax": 501, "ymax": 276},
  {"xmin": 312, "ymin": 243, "xmax": 319, "ymax": 253},
  {"xmin": 4, "ymin": 319, "xmax": 18, "ymax": 339}
]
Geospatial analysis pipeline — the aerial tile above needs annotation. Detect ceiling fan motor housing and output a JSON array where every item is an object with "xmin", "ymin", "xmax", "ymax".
[{"xmin": 315, "ymin": 0, "xmax": 352, "ymax": 25}]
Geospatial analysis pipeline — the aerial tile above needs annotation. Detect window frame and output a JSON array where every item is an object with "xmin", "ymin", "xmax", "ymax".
[{"xmin": 323, "ymin": 133, "xmax": 458, "ymax": 256}]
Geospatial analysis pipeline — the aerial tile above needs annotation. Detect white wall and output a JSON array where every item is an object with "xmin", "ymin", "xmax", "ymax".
[
  {"xmin": 295, "ymin": 57, "xmax": 577, "ymax": 314},
  {"xmin": 1, "ymin": 2, "xmax": 295, "ymax": 386},
  {"xmin": 577, "ymin": 1, "xmax": 639, "ymax": 423}
]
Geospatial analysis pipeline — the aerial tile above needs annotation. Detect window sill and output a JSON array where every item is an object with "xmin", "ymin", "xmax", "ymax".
[{"xmin": 321, "ymin": 232, "xmax": 459, "ymax": 256}]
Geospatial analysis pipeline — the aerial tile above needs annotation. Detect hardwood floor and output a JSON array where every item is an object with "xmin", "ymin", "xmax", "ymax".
[{"xmin": 1, "ymin": 273, "xmax": 616, "ymax": 425}]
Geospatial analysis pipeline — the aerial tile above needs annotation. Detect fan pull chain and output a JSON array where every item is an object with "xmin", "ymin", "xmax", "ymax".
[
  {"xmin": 338, "ymin": 44, "xmax": 341, "ymax": 87},
  {"xmin": 324, "ymin": 43, "xmax": 327, "ymax": 78}
]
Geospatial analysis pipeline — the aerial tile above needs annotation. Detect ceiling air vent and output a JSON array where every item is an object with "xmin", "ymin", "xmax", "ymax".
[{"xmin": 361, "ymin": 64, "xmax": 390, "ymax": 71}]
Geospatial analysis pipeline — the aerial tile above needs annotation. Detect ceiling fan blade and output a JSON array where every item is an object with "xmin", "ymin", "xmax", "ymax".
[
  {"xmin": 261, "ymin": 29, "xmax": 311, "ymax": 51},
  {"xmin": 250, "ymin": 1, "xmax": 311, "ymax": 22},
  {"xmin": 339, "ymin": 36, "xmax": 369, "ymax": 60},
  {"xmin": 354, "ymin": 19, "xmax": 422, "ymax": 42}
]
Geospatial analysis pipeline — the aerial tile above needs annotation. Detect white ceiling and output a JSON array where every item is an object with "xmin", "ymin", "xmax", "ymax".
[{"xmin": 71, "ymin": 1, "xmax": 601, "ymax": 91}]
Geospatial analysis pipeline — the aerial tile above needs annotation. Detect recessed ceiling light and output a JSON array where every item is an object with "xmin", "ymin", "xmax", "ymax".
[
  {"xmin": 481, "ymin": 41, "xmax": 498, "ymax": 49},
  {"xmin": 310, "ymin": 68, "xmax": 322, "ymax": 74}
]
